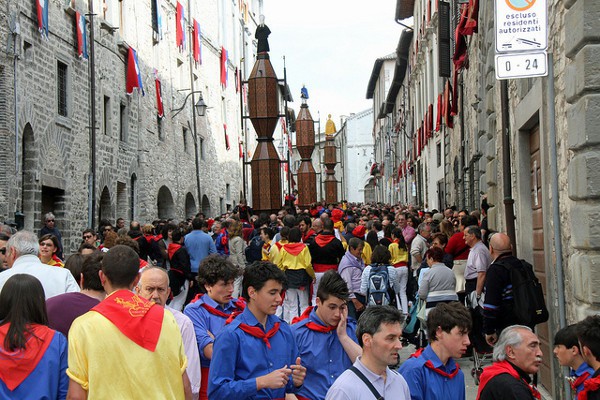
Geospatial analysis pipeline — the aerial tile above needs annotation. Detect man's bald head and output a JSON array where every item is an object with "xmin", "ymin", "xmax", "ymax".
[
  {"xmin": 135, "ymin": 267, "xmax": 170, "ymax": 307},
  {"xmin": 490, "ymin": 233, "xmax": 512, "ymax": 258},
  {"xmin": 312, "ymin": 219, "xmax": 323, "ymax": 233}
]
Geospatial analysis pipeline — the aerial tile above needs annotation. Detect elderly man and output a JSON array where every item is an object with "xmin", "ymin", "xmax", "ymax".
[
  {"xmin": 136, "ymin": 267, "xmax": 201, "ymax": 399},
  {"xmin": 410, "ymin": 222, "xmax": 431, "ymax": 269},
  {"xmin": 0, "ymin": 230, "xmax": 79, "ymax": 298},
  {"xmin": 396, "ymin": 213, "xmax": 416, "ymax": 247},
  {"xmin": 325, "ymin": 306, "xmax": 410, "ymax": 400},
  {"xmin": 463, "ymin": 225, "xmax": 491, "ymax": 299},
  {"xmin": 67, "ymin": 245, "xmax": 192, "ymax": 399},
  {"xmin": 482, "ymin": 233, "xmax": 525, "ymax": 346},
  {"xmin": 477, "ymin": 325, "xmax": 543, "ymax": 400}
]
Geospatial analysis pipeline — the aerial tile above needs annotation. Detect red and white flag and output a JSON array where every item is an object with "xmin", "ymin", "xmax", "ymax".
[
  {"xmin": 192, "ymin": 19, "xmax": 202, "ymax": 65},
  {"xmin": 176, "ymin": 2, "xmax": 185, "ymax": 51},
  {"xmin": 154, "ymin": 70, "xmax": 164, "ymax": 118}
]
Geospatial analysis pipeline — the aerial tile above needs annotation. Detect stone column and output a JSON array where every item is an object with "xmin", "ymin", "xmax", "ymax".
[{"xmin": 295, "ymin": 99, "xmax": 316, "ymax": 208}]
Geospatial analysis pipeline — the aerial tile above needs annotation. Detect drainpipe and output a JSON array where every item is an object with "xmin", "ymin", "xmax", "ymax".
[
  {"xmin": 88, "ymin": 2, "xmax": 97, "ymax": 227},
  {"xmin": 500, "ymin": 80, "xmax": 517, "ymax": 254}
]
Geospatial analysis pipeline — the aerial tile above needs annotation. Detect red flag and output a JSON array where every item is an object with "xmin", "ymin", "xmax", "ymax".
[
  {"xmin": 176, "ymin": 2, "xmax": 185, "ymax": 51},
  {"xmin": 436, "ymin": 93, "xmax": 442, "ymax": 132},
  {"xmin": 462, "ymin": 0, "xmax": 479, "ymax": 35},
  {"xmin": 224, "ymin": 123, "xmax": 230, "ymax": 150},
  {"xmin": 192, "ymin": 19, "xmax": 202, "ymax": 65},
  {"xmin": 154, "ymin": 70, "xmax": 164, "ymax": 118},
  {"xmin": 126, "ymin": 47, "xmax": 145, "ymax": 96},
  {"xmin": 239, "ymin": 140, "xmax": 243, "ymax": 159},
  {"xmin": 220, "ymin": 47, "xmax": 228, "ymax": 87}
]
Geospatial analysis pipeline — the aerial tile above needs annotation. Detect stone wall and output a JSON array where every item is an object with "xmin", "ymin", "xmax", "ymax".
[{"xmin": 0, "ymin": 0, "xmax": 257, "ymax": 255}]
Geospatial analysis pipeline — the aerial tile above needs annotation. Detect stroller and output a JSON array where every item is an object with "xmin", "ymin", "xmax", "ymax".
[{"xmin": 466, "ymin": 291, "xmax": 493, "ymax": 385}]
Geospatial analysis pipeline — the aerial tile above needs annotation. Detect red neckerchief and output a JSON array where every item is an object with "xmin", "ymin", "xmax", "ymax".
[
  {"xmin": 477, "ymin": 360, "xmax": 541, "ymax": 400},
  {"xmin": 139, "ymin": 259, "xmax": 148, "ymax": 270},
  {"xmin": 51, "ymin": 254, "xmax": 63, "ymax": 265},
  {"xmin": 302, "ymin": 229, "xmax": 316, "ymax": 242},
  {"xmin": 291, "ymin": 306, "xmax": 336, "ymax": 332},
  {"xmin": 144, "ymin": 234, "xmax": 155, "ymax": 243},
  {"xmin": 579, "ymin": 376, "xmax": 600, "ymax": 400},
  {"xmin": 191, "ymin": 294, "xmax": 246, "ymax": 324},
  {"xmin": 282, "ymin": 242, "xmax": 306, "ymax": 256},
  {"xmin": 573, "ymin": 372, "xmax": 591, "ymax": 391},
  {"xmin": 92, "ymin": 290, "xmax": 164, "ymax": 351},
  {"xmin": 168, "ymin": 243, "xmax": 182, "ymax": 260},
  {"xmin": 0, "ymin": 324, "xmax": 55, "ymax": 390},
  {"xmin": 409, "ymin": 347, "xmax": 459, "ymax": 378},
  {"xmin": 155, "ymin": 234, "xmax": 163, "ymax": 241},
  {"xmin": 238, "ymin": 322, "xmax": 280, "ymax": 349},
  {"xmin": 314, "ymin": 234, "xmax": 336, "ymax": 247}
]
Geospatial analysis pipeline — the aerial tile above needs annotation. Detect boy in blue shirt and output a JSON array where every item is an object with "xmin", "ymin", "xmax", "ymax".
[
  {"xmin": 208, "ymin": 261, "xmax": 306, "ymax": 399},
  {"xmin": 554, "ymin": 324, "xmax": 595, "ymax": 398},
  {"xmin": 292, "ymin": 270, "xmax": 362, "ymax": 400},
  {"xmin": 399, "ymin": 302, "xmax": 472, "ymax": 400}
]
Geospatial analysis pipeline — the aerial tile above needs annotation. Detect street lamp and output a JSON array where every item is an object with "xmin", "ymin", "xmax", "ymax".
[{"xmin": 171, "ymin": 90, "xmax": 208, "ymax": 117}]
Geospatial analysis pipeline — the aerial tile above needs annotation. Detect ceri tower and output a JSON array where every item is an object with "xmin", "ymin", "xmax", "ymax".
[
  {"xmin": 247, "ymin": 18, "xmax": 282, "ymax": 213},
  {"xmin": 323, "ymin": 115, "xmax": 338, "ymax": 203},
  {"xmin": 295, "ymin": 87, "xmax": 317, "ymax": 208}
]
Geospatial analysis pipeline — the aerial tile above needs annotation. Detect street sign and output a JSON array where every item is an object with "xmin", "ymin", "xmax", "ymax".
[
  {"xmin": 495, "ymin": 0, "xmax": 547, "ymax": 53},
  {"xmin": 495, "ymin": 52, "xmax": 548, "ymax": 80}
]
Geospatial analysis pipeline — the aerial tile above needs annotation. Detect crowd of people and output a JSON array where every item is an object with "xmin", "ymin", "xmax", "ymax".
[{"xmin": 0, "ymin": 199, "xmax": 599, "ymax": 400}]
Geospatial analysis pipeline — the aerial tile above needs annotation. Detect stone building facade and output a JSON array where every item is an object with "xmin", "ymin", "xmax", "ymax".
[
  {"xmin": 0, "ymin": 0, "xmax": 262, "ymax": 255},
  {"xmin": 387, "ymin": 0, "xmax": 600, "ymax": 397}
]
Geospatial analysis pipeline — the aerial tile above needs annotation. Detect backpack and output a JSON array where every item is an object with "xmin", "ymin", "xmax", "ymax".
[
  {"xmin": 366, "ymin": 264, "xmax": 396, "ymax": 307},
  {"xmin": 499, "ymin": 258, "xmax": 549, "ymax": 327},
  {"xmin": 245, "ymin": 234, "xmax": 264, "ymax": 263}
]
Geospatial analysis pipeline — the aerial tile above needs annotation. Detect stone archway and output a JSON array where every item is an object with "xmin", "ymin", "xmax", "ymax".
[
  {"xmin": 98, "ymin": 186, "xmax": 112, "ymax": 226},
  {"xmin": 21, "ymin": 123, "xmax": 37, "ymax": 230},
  {"xmin": 157, "ymin": 186, "xmax": 175, "ymax": 219},
  {"xmin": 201, "ymin": 195, "xmax": 211, "ymax": 218},
  {"xmin": 185, "ymin": 192, "xmax": 197, "ymax": 219}
]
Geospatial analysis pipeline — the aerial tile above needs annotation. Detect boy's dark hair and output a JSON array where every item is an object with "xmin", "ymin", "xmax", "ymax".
[
  {"xmin": 460, "ymin": 215, "xmax": 478, "ymax": 229},
  {"xmin": 197, "ymin": 254, "xmax": 241, "ymax": 288},
  {"xmin": 260, "ymin": 227, "xmax": 275, "ymax": 240},
  {"xmin": 81, "ymin": 251, "xmax": 104, "ymax": 291},
  {"xmin": 171, "ymin": 228, "xmax": 184, "ymax": 243},
  {"xmin": 553, "ymin": 324, "xmax": 581, "ymax": 352},
  {"xmin": 288, "ymin": 227, "xmax": 302, "ymax": 243},
  {"xmin": 297, "ymin": 215, "xmax": 312, "ymax": 227},
  {"xmin": 426, "ymin": 302, "xmax": 472, "ymax": 342},
  {"xmin": 322, "ymin": 219, "xmax": 334, "ymax": 232},
  {"xmin": 242, "ymin": 261, "xmax": 287, "ymax": 300},
  {"xmin": 102, "ymin": 245, "xmax": 140, "ymax": 288},
  {"xmin": 280, "ymin": 226, "xmax": 291, "ymax": 241},
  {"xmin": 577, "ymin": 315, "xmax": 600, "ymax": 360},
  {"xmin": 356, "ymin": 305, "xmax": 403, "ymax": 347},
  {"xmin": 64, "ymin": 253, "xmax": 85, "ymax": 282},
  {"xmin": 317, "ymin": 270, "xmax": 349, "ymax": 302},
  {"xmin": 192, "ymin": 217, "xmax": 204, "ymax": 230},
  {"xmin": 78, "ymin": 242, "xmax": 99, "ymax": 254}
]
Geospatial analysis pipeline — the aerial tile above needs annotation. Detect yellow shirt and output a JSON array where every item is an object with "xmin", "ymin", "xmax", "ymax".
[
  {"xmin": 362, "ymin": 242, "xmax": 372, "ymax": 265},
  {"xmin": 277, "ymin": 244, "xmax": 315, "ymax": 279},
  {"xmin": 67, "ymin": 309, "xmax": 187, "ymax": 399},
  {"xmin": 389, "ymin": 242, "xmax": 409, "ymax": 265}
]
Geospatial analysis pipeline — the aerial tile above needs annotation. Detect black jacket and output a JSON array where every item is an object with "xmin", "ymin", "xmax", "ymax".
[
  {"xmin": 479, "ymin": 363, "xmax": 536, "ymax": 400},
  {"xmin": 482, "ymin": 254, "xmax": 521, "ymax": 334}
]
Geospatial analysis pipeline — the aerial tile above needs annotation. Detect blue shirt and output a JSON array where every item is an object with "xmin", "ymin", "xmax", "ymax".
[
  {"xmin": 184, "ymin": 295, "xmax": 242, "ymax": 368},
  {"xmin": 208, "ymin": 307, "xmax": 299, "ymax": 400},
  {"xmin": 0, "ymin": 331, "xmax": 68, "ymax": 399},
  {"xmin": 292, "ymin": 307, "xmax": 358, "ymax": 400},
  {"xmin": 184, "ymin": 230, "xmax": 217, "ymax": 272},
  {"xmin": 571, "ymin": 362, "xmax": 596, "ymax": 395},
  {"xmin": 398, "ymin": 345, "xmax": 466, "ymax": 400}
]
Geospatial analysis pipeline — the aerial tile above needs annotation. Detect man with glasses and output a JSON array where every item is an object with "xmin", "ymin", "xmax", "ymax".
[
  {"xmin": 82, "ymin": 229, "xmax": 99, "ymax": 248},
  {"xmin": 39, "ymin": 212, "xmax": 63, "ymax": 259},
  {"xmin": 0, "ymin": 233, "xmax": 10, "ymax": 272}
]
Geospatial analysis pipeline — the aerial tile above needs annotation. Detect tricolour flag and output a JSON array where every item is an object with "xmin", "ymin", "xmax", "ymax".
[
  {"xmin": 155, "ymin": 0, "xmax": 163, "ymax": 40},
  {"xmin": 75, "ymin": 12, "xmax": 88, "ymax": 59},
  {"xmin": 154, "ymin": 70, "xmax": 164, "ymax": 118},
  {"xmin": 37, "ymin": 0, "xmax": 49, "ymax": 39},
  {"xmin": 193, "ymin": 19, "xmax": 202, "ymax": 65},
  {"xmin": 176, "ymin": 2, "xmax": 185, "ymax": 51},
  {"xmin": 126, "ymin": 47, "xmax": 145, "ymax": 96}
]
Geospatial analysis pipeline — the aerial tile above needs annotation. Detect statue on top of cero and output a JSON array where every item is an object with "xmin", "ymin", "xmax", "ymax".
[{"xmin": 325, "ymin": 114, "xmax": 337, "ymax": 136}]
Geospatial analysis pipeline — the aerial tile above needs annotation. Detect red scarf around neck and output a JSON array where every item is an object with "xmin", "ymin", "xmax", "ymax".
[
  {"xmin": 291, "ymin": 306, "xmax": 336, "ymax": 333},
  {"xmin": 477, "ymin": 360, "xmax": 541, "ymax": 400},
  {"xmin": 409, "ymin": 347, "xmax": 459, "ymax": 378},
  {"xmin": 302, "ymin": 229, "xmax": 316, "ymax": 242},
  {"xmin": 283, "ymin": 242, "xmax": 306, "ymax": 256},
  {"xmin": 0, "ymin": 324, "xmax": 55, "ymax": 391},
  {"xmin": 92, "ymin": 290, "xmax": 164, "ymax": 351},
  {"xmin": 238, "ymin": 322, "xmax": 280, "ymax": 349},
  {"xmin": 572, "ymin": 371, "xmax": 591, "ymax": 391},
  {"xmin": 579, "ymin": 376, "xmax": 600, "ymax": 400},
  {"xmin": 167, "ymin": 243, "xmax": 182, "ymax": 260},
  {"xmin": 192, "ymin": 294, "xmax": 246, "ymax": 323},
  {"xmin": 314, "ymin": 234, "xmax": 336, "ymax": 247}
]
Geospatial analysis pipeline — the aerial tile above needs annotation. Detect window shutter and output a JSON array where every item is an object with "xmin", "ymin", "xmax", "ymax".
[{"xmin": 438, "ymin": 1, "xmax": 451, "ymax": 78}]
